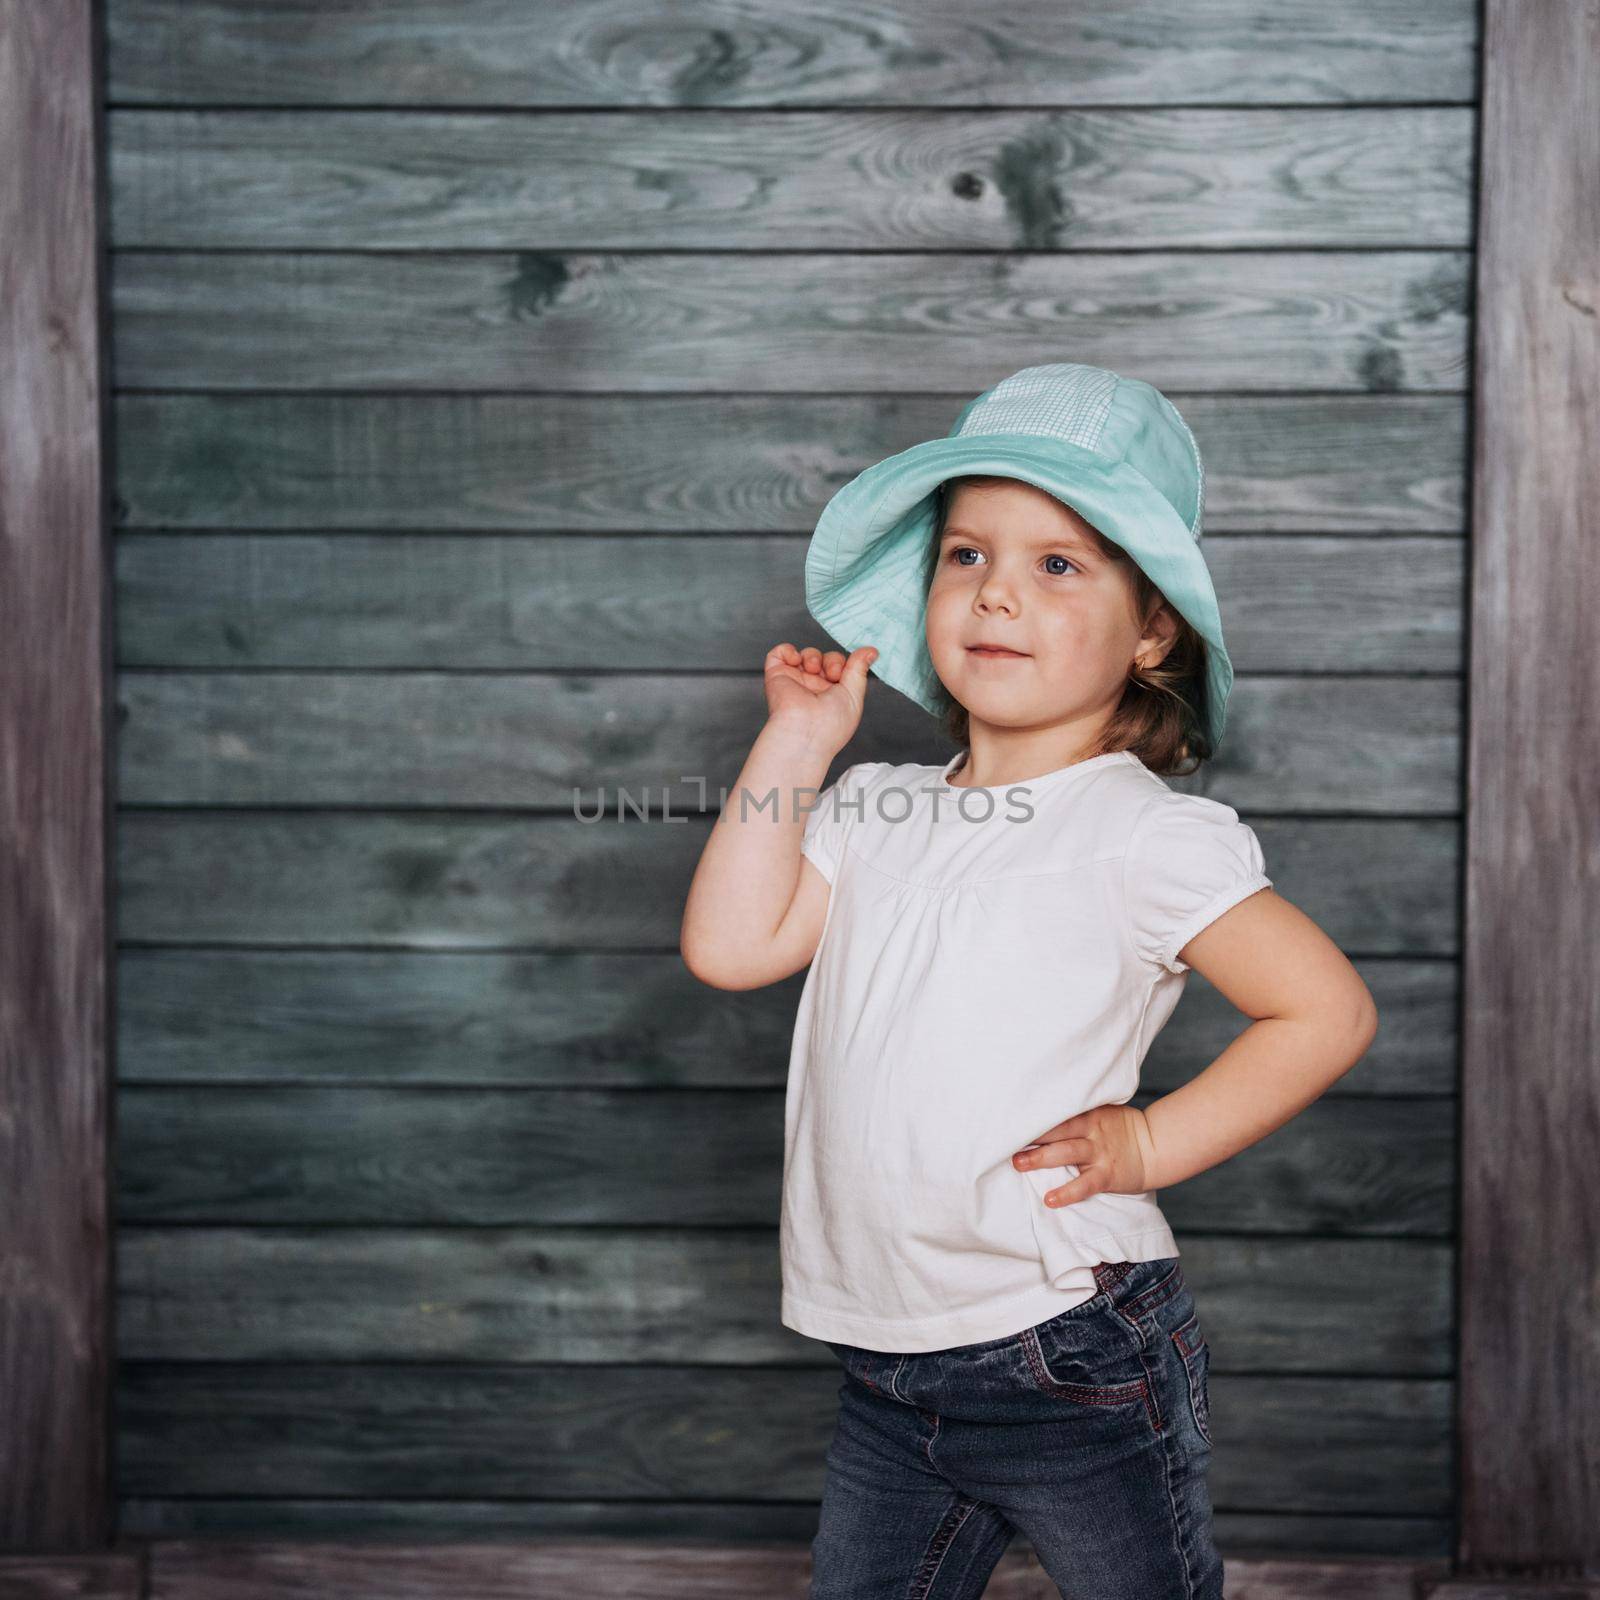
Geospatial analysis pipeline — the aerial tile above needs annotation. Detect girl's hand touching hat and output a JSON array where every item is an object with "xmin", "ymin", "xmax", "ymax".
[{"xmin": 764, "ymin": 642, "xmax": 879, "ymax": 754}]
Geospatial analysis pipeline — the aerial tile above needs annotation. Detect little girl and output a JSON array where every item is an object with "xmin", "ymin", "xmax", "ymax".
[{"xmin": 680, "ymin": 363, "xmax": 1378, "ymax": 1600}]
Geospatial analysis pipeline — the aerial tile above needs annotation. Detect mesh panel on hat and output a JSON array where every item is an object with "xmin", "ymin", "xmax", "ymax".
[{"xmin": 953, "ymin": 364, "xmax": 1118, "ymax": 452}]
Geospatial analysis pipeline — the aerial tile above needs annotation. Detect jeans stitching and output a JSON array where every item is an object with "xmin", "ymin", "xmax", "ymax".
[
  {"xmin": 1118, "ymin": 1260, "xmax": 1185, "ymax": 1320},
  {"xmin": 888, "ymin": 1354, "xmax": 910, "ymax": 1403},
  {"xmin": 1154, "ymin": 1368, "xmax": 1203, "ymax": 1598},
  {"xmin": 908, "ymin": 1492, "xmax": 981, "ymax": 1600},
  {"xmin": 1017, "ymin": 1323, "xmax": 1159, "ymax": 1431},
  {"xmin": 1171, "ymin": 1313, "xmax": 1213, "ymax": 1447}
]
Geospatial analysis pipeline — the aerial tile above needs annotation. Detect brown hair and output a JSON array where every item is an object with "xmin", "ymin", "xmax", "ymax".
[{"xmin": 928, "ymin": 475, "xmax": 1213, "ymax": 777}]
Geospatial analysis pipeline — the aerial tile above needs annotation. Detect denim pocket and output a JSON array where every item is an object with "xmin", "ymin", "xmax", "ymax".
[
  {"xmin": 1017, "ymin": 1300, "xmax": 1158, "ymax": 1429},
  {"xmin": 1170, "ymin": 1310, "xmax": 1213, "ymax": 1447}
]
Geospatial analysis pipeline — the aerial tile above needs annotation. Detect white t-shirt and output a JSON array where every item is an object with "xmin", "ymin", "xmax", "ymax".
[{"xmin": 779, "ymin": 747, "xmax": 1272, "ymax": 1353}]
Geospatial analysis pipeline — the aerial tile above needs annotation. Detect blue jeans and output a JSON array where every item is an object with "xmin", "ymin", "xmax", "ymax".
[{"xmin": 809, "ymin": 1256, "xmax": 1222, "ymax": 1599}]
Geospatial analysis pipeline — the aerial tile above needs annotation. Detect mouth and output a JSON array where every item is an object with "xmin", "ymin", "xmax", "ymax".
[{"xmin": 966, "ymin": 645, "xmax": 1031, "ymax": 659}]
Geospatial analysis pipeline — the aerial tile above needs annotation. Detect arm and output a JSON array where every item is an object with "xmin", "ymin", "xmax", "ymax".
[
  {"xmin": 1014, "ymin": 887, "xmax": 1379, "ymax": 1202},
  {"xmin": 679, "ymin": 641, "xmax": 878, "ymax": 991},
  {"xmin": 1132, "ymin": 887, "xmax": 1379, "ymax": 1189}
]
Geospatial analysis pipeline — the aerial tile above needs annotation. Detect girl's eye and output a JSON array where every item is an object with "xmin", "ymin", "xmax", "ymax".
[{"xmin": 945, "ymin": 547, "xmax": 1079, "ymax": 576}]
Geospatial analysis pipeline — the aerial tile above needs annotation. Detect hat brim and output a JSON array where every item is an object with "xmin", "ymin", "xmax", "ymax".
[{"xmin": 805, "ymin": 432, "xmax": 1234, "ymax": 750}]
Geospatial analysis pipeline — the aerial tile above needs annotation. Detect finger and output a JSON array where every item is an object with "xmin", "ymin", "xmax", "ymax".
[
  {"xmin": 800, "ymin": 646, "xmax": 824, "ymax": 673},
  {"xmin": 1025, "ymin": 1113, "xmax": 1087, "ymax": 1146},
  {"xmin": 765, "ymin": 643, "xmax": 801, "ymax": 669},
  {"xmin": 1014, "ymin": 1137, "xmax": 1094, "ymax": 1170},
  {"xmin": 1043, "ymin": 1173, "xmax": 1106, "ymax": 1208},
  {"xmin": 842, "ymin": 644, "xmax": 879, "ymax": 688}
]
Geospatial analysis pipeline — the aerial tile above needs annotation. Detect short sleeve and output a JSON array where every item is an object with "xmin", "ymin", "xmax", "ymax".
[
  {"xmin": 1122, "ymin": 793, "xmax": 1273, "ymax": 974},
  {"xmin": 799, "ymin": 762, "xmax": 878, "ymax": 885}
]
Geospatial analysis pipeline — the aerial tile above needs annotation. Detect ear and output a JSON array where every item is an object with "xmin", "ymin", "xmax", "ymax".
[{"xmin": 1136, "ymin": 600, "xmax": 1182, "ymax": 670}]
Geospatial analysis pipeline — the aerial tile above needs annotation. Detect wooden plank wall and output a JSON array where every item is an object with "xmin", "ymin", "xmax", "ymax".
[
  {"xmin": 104, "ymin": 0, "xmax": 1476, "ymax": 1561},
  {"xmin": 0, "ymin": 0, "xmax": 114, "ymax": 1551},
  {"xmin": 1457, "ymin": 0, "xmax": 1600, "ymax": 1579}
]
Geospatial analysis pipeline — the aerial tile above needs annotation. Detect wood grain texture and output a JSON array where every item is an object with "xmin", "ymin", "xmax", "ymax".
[
  {"xmin": 113, "ymin": 949, "xmax": 1454, "ymax": 1096},
  {"xmin": 111, "ymin": 1086, "xmax": 1453, "ymax": 1233},
  {"xmin": 112, "ymin": 1364, "xmax": 1453, "ymax": 1512},
  {"xmin": 111, "ymin": 532, "xmax": 1465, "ymax": 676},
  {"xmin": 126, "ymin": 1541, "xmax": 1446, "ymax": 1600},
  {"xmin": 1458, "ymin": 0, "xmax": 1600, "ymax": 1577},
  {"xmin": 113, "ymin": 811, "xmax": 1457, "ymax": 951},
  {"xmin": 106, "ymin": 107, "xmax": 1473, "ymax": 250},
  {"xmin": 109, "ymin": 1505, "xmax": 1452, "ymax": 1562},
  {"xmin": 0, "ymin": 1542, "xmax": 1461, "ymax": 1600},
  {"xmin": 109, "ymin": 248, "xmax": 1471, "ymax": 391},
  {"xmin": 0, "ymin": 0, "xmax": 113, "ymax": 1550},
  {"xmin": 117, "ymin": 1229, "xmax": 1451, "ymax": 1371},
  {"xmin": 103, "ymin": 0, "xmax": 1477, "ymax": 108},
  {"xmin": 110, "ymin": 392, "xmax": 1467, "ymax": 532},
  {"xmin": 113, "ymin": 670, "xmax": 1460, "ymax": 811},
  {"xmin": 98, "ymin": 0, "xmax": 1485, "ymax": 1562},
  {"xmin": 0, "ymin": 1555, "xmax": 142, "ymax": 1600}
]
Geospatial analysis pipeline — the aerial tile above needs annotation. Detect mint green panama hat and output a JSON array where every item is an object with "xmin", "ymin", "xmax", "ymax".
[{"xmin": 804, "ymin": 362, "xmax": 1235, "ymax": 750}]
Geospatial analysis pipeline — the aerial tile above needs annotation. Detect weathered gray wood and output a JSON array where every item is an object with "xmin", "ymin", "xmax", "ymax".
[
  {"xmin": 111, "ymin": 392, "xmax": 1466, "ymax": 531},
  {"xmin": 113, "ymin": 1087, "xmax": 1453, "ymax": 1234},
  {"xmin": 120, "ymin": 1539, "xmax": 1451, "ymax": 1600},
  {"xmin": 107, "ymin": 107, "xmax": 1474, "ymax": 250},
  {"xmin": 97, "ymin": 0, "xmax": 1492, "ymax": 1565},
  {"xmin": 113, "ymin": 531, "xmax": 1465, "ymax": 677},
  {"xmin": 1226, "ymin": 1560, "xmax": 1451, "ymax": 1600},
  {"xmin": 113, "ymin": 1364, "xmax": 1452, "ymax": 1512},
  {"xmin": 1458, "ymin": 0, "xmax": 1600, "ymax": 1577},
  {"xmin": 110, "ymin": 249, "xmax": 1470, "ymax": 391},
  {"xmin": 0, "ymin": 0, "xmax": 113, "ymax": 1552},
  {"xmin": 0, "ymin": 1555, "xmax": 143, "ymax": 1600},
  {"xmin": 114, "ymin": 811, "xmax": 1458, "ymax": 952},
  {"xmin": 139, "ymin": 1539, "xmax": 827, "ymax": 1600},
  {"xmin": 118, "ymin": 1229, "xmax": 1451, "ymax": 1372},
  {"xmin": 114, "ymin": 948, "xmax": 1454, "ymax": 1097},
  {"xmin": 1423, "ymin": 1586, "xmax": 1600, "ymax": 1600},
  {"xmin": 114, "ymin": 670, "xmax": 1460, "ymax": 811},
  {"xmin": 110, "ymin": 1504, "xmax": 1452, "ymax": 1563},
  {"xmin": 104, "ymin": 0, "xmax": 1477, "ymax": 107},
  {"xmin": 1422, "ymin": 1587, "xmax": 1600, "ymax": 1600}
]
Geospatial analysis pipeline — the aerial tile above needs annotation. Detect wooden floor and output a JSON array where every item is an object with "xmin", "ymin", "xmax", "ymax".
[{"xmin": 6, "ymin": 1540, "xmax": 1598, "ymax": 1599}]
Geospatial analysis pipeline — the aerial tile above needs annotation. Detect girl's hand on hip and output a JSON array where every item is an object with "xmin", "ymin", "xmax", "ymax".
[
  {"xmin": 763, "ymin": 642, "xmax": 878, "ymax": 752},
  {"xmin": 1012, "ymin": 1104, "xmax": 1159, "ymax": 1206}
]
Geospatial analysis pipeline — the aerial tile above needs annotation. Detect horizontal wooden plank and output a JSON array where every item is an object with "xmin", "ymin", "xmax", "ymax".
[
  {"xmin": 115, "ymin": 949, "xmax": 1454, "ymax": 1097},
  {"xmin": 114, "ymin": 532, "xmax": 1465, "ymax": 676},
  {"xmin": 118, "ymin": 1229, "xmax": 1451, "ymax": 1372},
  {"xmin": 111, "ymin": 1500, "xmax": 1452, "ymax": 1563},
  {"xmin": 109, "ymin": 250, "xmax": 1471, "ymax": 392},
  {"xmin": 104, "ymin": 0, "xmax": 1477, "ymax": 108},
  {"xmin": 112, "ymin": 393, "xmax": 1467, "ymax": 532},
  {"xmin": 107, "ymin": 107, "xmax": 1474, "ymax": 251},
  {"xmin": 113, "ymin": 1362, "xmax": 1453, "ymax": 1513},
  {"xmin": 114, "ymin": 671, "xmax": 1460, "ymax": 812},
  {"xmin": 108, "ymin": 1538, "xmax": 1452, "ymax": 1600},
  {"xmin": 114, "ymin": 1088, "xmax": 1453, "ymax": 1233},
  {"xmin": 114, "ymin": 812, "xmax": 1458, "ymax": 953},
  {"xmin": 0, "ymin": 1555, "xmax": 142, "ymax": 1600}
]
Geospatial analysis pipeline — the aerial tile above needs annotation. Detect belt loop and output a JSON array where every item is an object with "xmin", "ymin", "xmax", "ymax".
[{"xmin": 1093, "ymin": 1259, "xmax": 1134, "ymax": 1295}]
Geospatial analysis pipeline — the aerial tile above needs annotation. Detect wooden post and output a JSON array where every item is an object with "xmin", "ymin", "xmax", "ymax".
[
  {"xmin": 1456, "ymin": 0, "xmax": 1600, "ymax": 1581},
  {"xmin": 0, "ymin": 0, "xmax": 115, "ymax": 1550}
]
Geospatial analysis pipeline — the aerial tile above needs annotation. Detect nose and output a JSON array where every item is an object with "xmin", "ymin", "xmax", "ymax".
[{"xmin": 974, "ymin": 569, "xmax": 1020, "ymax": 615}]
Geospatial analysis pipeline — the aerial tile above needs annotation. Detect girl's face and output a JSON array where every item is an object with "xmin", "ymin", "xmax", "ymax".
[{"xmin": 925, "ymin": 478, "xmax": 1176, "ymax": 734}]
